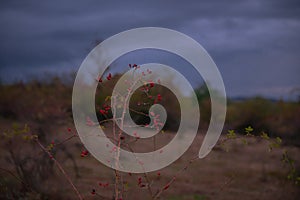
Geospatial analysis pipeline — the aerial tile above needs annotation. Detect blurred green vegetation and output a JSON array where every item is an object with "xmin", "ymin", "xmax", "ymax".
[
  {"xmin": 0, "ymin": 78, "xmax": 72, "ymax": 123},
  {"xmin": 226, "ymin": 97, "xmax": 300, "ymax": 145},
  {"xmin": 1, "ymin": 76, "xmax": 299, "ymax": 146}
]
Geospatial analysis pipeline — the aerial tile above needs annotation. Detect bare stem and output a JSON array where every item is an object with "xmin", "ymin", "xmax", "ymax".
[
  {"xmin": 154, "ymin": 156, "xmax": 199, "ymax": 199},
  {"xmin": 0, "ymin": 167, "xmax": 33, "ymax": 192},
  {"xmin": 34, "ymin": 138, "xmax": 83, "ymax": 200},
  {"xmin": 54, "ymin": 134, "xmax": 77, "ymax": 146}
]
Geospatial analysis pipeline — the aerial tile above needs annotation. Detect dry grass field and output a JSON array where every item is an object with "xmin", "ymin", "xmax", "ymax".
[{"xmin": 0, "ymin": 82, "xmax": 299, "ymax": 199}]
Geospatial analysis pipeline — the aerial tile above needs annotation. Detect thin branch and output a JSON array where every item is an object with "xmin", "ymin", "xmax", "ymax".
[
  {"xmin": 0, "ymin": 167, "xmax": 33, "ymax": 191},
  {"xmin": 129, "ymin": 108, "xmax": 149, "ymax": 117},
  {"xmin": 154, "ymin": 156, "xmax": 199, "ymax": 199},
  {"xmin": 95, "ymin": 192, "xmax": 112, "ymax": 200},
  {"xmin": 34, "ymin": 138, "xmax": 83, "ymax": 200},
  {"xmin": 54, "ymin": 134, "xmax": 77, "ymax": 146}
]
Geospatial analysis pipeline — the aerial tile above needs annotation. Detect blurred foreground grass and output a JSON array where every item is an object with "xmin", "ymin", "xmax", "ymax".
[{"xmin": 0, "ymin": 79, "xmax": 299, "ymax": 199}]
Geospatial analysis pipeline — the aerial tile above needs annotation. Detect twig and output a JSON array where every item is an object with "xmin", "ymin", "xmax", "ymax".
[
  {"xmin": 129, "ymin": 108, "xmax": 149, "ymax": 117},
  {"xmin": 95, "ymin": 192, "xmax": 111, "ymax": 200},
  {"xmin": 34, "ymin": 138, "xmax": 83, "ymax": 200},
  {"xmin": 0, "ymin": 167, "xmax": 33, "ymax": 191},
  {"xmin": 143, "ymin": 172, "xmax": 154, "ymax": 199},
  {"xmin": 218, "ymin": 174, "xmax": 235, "ymax": 192},
  {"xmin": 54, "ymin": 134, "xmax": 77, "ymax": 146},
  {"xmin": 154, "ymin": 156, "xmax": 199, "ymax": 199}
]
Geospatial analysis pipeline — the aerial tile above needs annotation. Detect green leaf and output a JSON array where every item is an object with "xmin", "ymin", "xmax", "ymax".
[
  {"xmin": 269, "ymin": 137, "xmax": 282, "ymax": 150},
  {"xmin": 245, "ymin": 126, "xmax": 253, "ymax": 134},
  {"xmin": 260, "ymin": 132, "xmax": 270, "ymax": 140},
  {"xmin": 276, "ymin": 137, "xmax": 282, "ymax": 145},
  {"xmin": 227, "ymin": 130, "xmax": 236, "ymax": 139}
]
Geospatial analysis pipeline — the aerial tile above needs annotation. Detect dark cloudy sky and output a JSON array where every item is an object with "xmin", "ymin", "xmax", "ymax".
[{"xmin": 0, "ymin": 0, "xmax": 299, "ymax": 99}]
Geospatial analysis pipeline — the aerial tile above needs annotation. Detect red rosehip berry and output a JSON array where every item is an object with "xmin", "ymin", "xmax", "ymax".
[
  {"xmin": 157, "ymin": 94, "xmax": 162, "ymax": 101},
  {"xmin": 100, "ymin": 109, "xmax": 106, "ymax": 115},
  {"xmin": 106, "ymin": 73, "xmax": 112, "ymax": 80},
  {"xmin": 163, "ymin": 184, "xmax": 170, "ymax": 190}
]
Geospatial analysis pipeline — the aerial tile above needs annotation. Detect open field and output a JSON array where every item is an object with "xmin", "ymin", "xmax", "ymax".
[{"xmin": 0, "ymin": 82, "xmax": 299, "ymax": 199}]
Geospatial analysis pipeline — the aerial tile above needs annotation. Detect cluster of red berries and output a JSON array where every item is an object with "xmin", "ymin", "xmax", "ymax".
[
  {"xmin": 140, "ymin": 86, "xmax": 149, "ymax": 93},
  {"xmin": 106, "ymin": 73, "xmax": 112, "ymax": 80},
  {"xmin": 136, "ymin": 172, "xmax": 161, "ymax": 188},
  {"xmin": 98, "ymin": 182, "xmax": 109, "ymax": 188},
  {"xmin": 97, "ymin": 72, "xmax": 112, "ymax": 82},
  {"xmin": 99, "ymin": 104, "xmax": 111, "ymax": 115},
  {"xmin": 129, "ymin": 63, "xmax": 140, "ymax": 69},
  {"xmin": 157, "ymin": 94, "xmax": 162, "ymax": 101},
  {"xmin": 91, "ymin": 182, "xmax": 110, "ymax": 196},
  {"xmin": 153, "ymin": 94, "xmax": 162, "ymax": 104},
  {"xmin": 140, "ymin": 80, "xmax": 155, "ymax": 93},
  {"xmin": 80, "ymin": 150, "xmax": 88, "ymax": 157},
  {"xmin": 137, "ymin": 177, "xmax": 146, "ymax": 188},
  {"xmin": 149, "ymin": 81, "xmax": 155, "ymax": 88}
]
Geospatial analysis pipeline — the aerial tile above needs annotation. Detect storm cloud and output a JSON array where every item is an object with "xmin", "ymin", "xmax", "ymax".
[{"xmin": 0, "ymin": 0, "xmax": 299, "ymax": 99}]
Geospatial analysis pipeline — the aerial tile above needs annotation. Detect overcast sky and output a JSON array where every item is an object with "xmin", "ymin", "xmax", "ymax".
[{"xmin": 0, "ymin": 0, "xmax": 299, "ymax": 99}]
